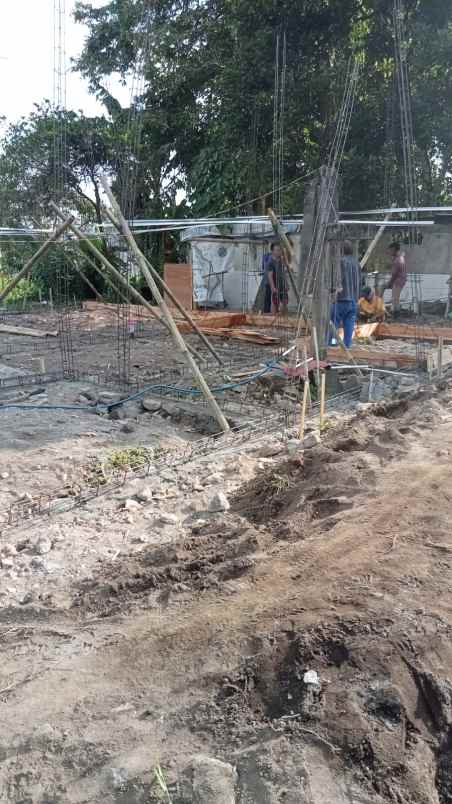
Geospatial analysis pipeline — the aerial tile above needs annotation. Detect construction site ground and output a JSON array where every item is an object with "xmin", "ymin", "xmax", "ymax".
[{"xmin": 1, "ymin": 310, "xmax": 452, "ymax": 802}]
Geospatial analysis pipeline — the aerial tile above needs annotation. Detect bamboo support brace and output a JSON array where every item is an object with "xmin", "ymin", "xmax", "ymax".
[
  {"xmin": 0, "ymin": 215, "xmax": 75, "ymax": 303},
  {"xmin": 49, "ymin": 203, "xmax": 201, "ymax": 360},
  {"xmin": 99, "ymin": 177, "xmax": 230, "ymax": 434},
  {"xmin": 102, "ymin": 206, "xmax": 224, "ymax": 366}
]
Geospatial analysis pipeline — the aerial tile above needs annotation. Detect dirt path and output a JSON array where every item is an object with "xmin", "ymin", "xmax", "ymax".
[{"xmin": 1, "ymin": 387, "xmax": 452, "ymax": 802}]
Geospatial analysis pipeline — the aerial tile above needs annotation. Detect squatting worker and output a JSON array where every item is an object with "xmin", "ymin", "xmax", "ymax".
[
  {"xmin": 359, "ymin": 286, "xmax": 386, "ymax": 322},
  {"xmin": 386, "ymin": 241, "xmax": 407, "ymax": 316},
  {"xmin": 267, "ymin": 242, "xmax": 289, "ymax": 315},
  {"xmin": 330, "ymin": 240, "xmax": 361, "ymax": 348}
]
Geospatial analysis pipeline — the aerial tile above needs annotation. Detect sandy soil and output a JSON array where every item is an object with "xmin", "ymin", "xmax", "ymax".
[{"xmin": 0, "ymin": 376, "xmax": 451, "ymax": 802}]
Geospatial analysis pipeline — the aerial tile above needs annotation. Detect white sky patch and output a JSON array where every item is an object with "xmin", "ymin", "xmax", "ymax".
[{"xmin": 0, "ymin": 0, "xmax": 128, "ymax": 123}]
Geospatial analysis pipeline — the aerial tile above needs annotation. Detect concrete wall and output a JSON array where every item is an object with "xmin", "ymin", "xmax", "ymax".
[
  {"xmin": 370, "ymin": 226, "xmax": 452, "ymax": 276},
  {"xmin": 189, "ymin": 225, "xmax": 303, "ymax": 311}
]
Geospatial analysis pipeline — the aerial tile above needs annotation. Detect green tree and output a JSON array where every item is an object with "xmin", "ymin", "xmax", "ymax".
[{"xmin": 74, "ymin": 0, "xmax": 452, "ymax": 212}]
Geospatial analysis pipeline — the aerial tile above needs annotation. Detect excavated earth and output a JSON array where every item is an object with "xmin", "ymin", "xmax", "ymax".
[{"xmin": 1, "ymin": 381, "xmax": 452, "ymax": 802}]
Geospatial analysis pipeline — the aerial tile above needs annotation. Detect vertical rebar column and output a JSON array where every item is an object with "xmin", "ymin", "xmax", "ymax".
[{"xmin": 53, "ymin": 0, "xmax": 75, "ymax": 379}]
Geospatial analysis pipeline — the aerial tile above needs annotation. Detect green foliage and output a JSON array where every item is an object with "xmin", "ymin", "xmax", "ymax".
[
  {"xmin": 1, "ymin": 0, "xmax": 452, "ymax": 307},
  {"xmin": 83, "ymin": 446, "xmax": 157, "ymax": 488},
  {"xmin": 0, "ymin": 103, "xmax": 115, "ymax": 228},
  {"xmin": 0, "ymin": 273, "xmax": 40, "ymax": 306},
  {"xmin": 73, "ymin": 0, "xmax": 452, "ymax": 213}
]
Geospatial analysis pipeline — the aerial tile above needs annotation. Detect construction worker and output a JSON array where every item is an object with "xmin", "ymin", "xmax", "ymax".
[
  {"xmin": 330, "ymin": 240, "xmax": 361, "ymax": 348},
  {"xmin": 386, "ymin": 241, "xmax": 407, "ymax": 316},
  {"xmin": 267, "ymin": 243, "xmax": 289, "ymax": 315},
  {"xmin": 253, "ymin": 244, "xmax": 273, "ymax": 313},
  {"xmin": 359, "ymin": 287, "xmax": 386, "ymax": 321}
]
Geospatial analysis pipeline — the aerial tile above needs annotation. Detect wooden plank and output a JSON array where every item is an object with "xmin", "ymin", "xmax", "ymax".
[
  {"xmin": 376, "ymin": 322, "xmax": 452, "ymax": 343},
  {"xmin": 177, "ymin": 313, "xmax": 247, "ymax": 332},
  {"xmin": 327, "ymin": 345, "xmax": 419, "ymax": 367},
  {"xmin": 354, "ymin": 323, "xmax": 380, "ymax": 339},
  {"xmin": 0, "ymin": 324, "xmax": 58, "ymax": 338},
  {"xmin": 164, "ymin": 263, "xmax": 193, "ymax": 310},
  {"xmin": 245, "ymin": 313, "xmax": 299, "ymax": 329},
  {"xmin": 190, "ymin": 327, "xmax": 281, "ymax": 345}
]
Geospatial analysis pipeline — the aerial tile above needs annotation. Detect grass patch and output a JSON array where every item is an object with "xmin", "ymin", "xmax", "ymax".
[{"xmin": 82, "ymin": 446, "xmax": 165, "ymax": 488}]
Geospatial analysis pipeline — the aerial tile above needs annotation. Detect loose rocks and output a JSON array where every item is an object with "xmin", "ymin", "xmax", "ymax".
[
  {"xmin": 208, "ymin": 492, "xmax": 230, "ymax": 513},
  {"xmin": 192, "ymin": 755, "xmax": 237, "ymax": 804},
  {"xmin": 124, "ymin": 499, "xmax": 142, "ymax": 513},
  {"xmin": 34, "ymin": 537, "xmax": 52, "ymax": 555},
  {"xmin": 141, "ymin": 397, "xmax": 162, "ymax": 413},
  {"xmin": 302, "ymin": 430, "xmax": 321, "ymax": 450},
  {"xmin": 135, "ymin": 486, "xmax": 153, "ymax": 503},
  {"xmin": 159, "ymin": 512, "xmax": 180, "ymax": 525}
]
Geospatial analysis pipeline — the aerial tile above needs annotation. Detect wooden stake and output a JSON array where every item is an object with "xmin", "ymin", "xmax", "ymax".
[
  {"xmin": 438, "ymin": 336, "xmax": 444, "ymax": 378},
  {"xmin": 312, "ymin": 325, "xmax": 321, "ymax": 388},
  {"xmin": 0, "ymin": 215, "xmax": 75, "ymax": 303},
  {"xmin": 99, "ymin": 178, "xmax": 230, "ymax": 434},
  {"xmin": 320, "ymin": 373, "xmax": 326, "ymax": 429},
  {"xmin": 102, "ymin": 206, "xmax": 224, "ymax": 366},
  {"xmin": 303, "ymin": 345, "xmax": 312, "ymax": 409},
  {"xmin": 299, "ymin": 380, "xmax": 309, "ymax": 440}
]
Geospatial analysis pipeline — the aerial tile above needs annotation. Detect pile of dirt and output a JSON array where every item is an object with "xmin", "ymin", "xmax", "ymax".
[
  {"xmin": 232, "ymin": 396, "xmax": 415, "ymax": 527},
  {"xmin": 72, "ymin": 515, "xmax": 263, "ymax": 615}
]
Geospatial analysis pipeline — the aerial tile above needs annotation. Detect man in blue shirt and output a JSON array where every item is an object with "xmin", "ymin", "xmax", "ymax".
[
  {"xmin": 255, "ymin": 243, "xmax": 278, "ymax": 313},
  {"xmin": 330, "ymin": 240, "xmax": 361, "ymax": 348}
]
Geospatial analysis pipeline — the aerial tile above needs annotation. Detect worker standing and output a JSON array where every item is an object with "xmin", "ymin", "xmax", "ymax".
[
  {"xmin": 330, "ymin": 240, "xmax": 361, "ymax": 348},
  {"xmin": 267, "ymin": 243, "xmax": 289, "ymax": 315},
  {"xmin": 386, "ymin": 241, "xmax": 407, "ymax": 317}
]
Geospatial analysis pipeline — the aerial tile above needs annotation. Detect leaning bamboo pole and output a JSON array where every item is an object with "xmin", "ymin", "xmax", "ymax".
[
  {"xmin": 49, "ymin": 202, "xmax": 200, "ymax": 359},
  {"xmin": 0, "ymin": 215, "xmax": 75, "ymax": 303},
  {"xmin": 102, "ymin": 206, "xmax": 224, "ymax": 366},
  {"xmin": 100, "ymin": 177, "xmax": 230, "ymax": 433}
]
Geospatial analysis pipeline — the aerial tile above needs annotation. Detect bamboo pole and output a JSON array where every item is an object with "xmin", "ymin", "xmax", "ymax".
[
  {"xmin": 102, "ymin": 206, "xmax": 224, "ymax": 366},
  {"xmin": 73, "ymin": 248, "xmax": 134, "ymax": 307},
  {"xmin": 319, "ymin": 373, "xmax": 326, "ymax": 430},
  {"xmin": 99, "ymin": 178, "xmax": 230, "ymax": 433},
  {"xmin": 361, "ymin": 209, "xmax": 393, "ymax": 270},
  {"xmin": 73, "ymin": 263, "xmax": 104, "ymax": 303},
  {"xmin": 49, "ymin": 203, "xmax": 200, "ymax": 359},
  {"xmin": 0, "ymin": 215, "xmax": 75, "ymax": 303},
  {"xmin": 298, "ymin": 380, "xmax": 309, "ymax": 440}
]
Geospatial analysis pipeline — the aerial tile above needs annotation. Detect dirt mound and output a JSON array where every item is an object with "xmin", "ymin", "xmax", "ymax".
[
  {"xmin": 232, "ymin": 408, "xmax": 411, "ymax": 527},
  {"xmin": 72, "ymin": 515, "xmax": 263, "ymax": 615},
  {"xmin": 172, "ymin": 615, "xmax": 452, "ymax": 803}
]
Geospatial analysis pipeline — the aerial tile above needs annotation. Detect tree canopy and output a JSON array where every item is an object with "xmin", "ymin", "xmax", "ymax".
[
  {"xmin": 72, "ymin": 0, "xmax": 452, "ymax": 214},
  {"xmin": 2, "ymin": 0, "xmax": 452, "ymax": 234}
]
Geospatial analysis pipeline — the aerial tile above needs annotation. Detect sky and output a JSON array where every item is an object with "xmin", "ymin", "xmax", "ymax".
[{"xmin": 0, "ymin": 0, "xmax": 126, "ymax": 124}]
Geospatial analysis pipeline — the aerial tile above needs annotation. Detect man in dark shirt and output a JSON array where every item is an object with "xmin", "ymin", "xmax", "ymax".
[
  {"xmin": 267, "ymin": 243, "xmax": 289, "ymax": 314},
  {"xmin": 386, "ymin": 241, "xmax": 407, "ymax": 316},
  {"xmin": 330, "ymin": 240, "xmax": 361, "ymax": 348}
]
